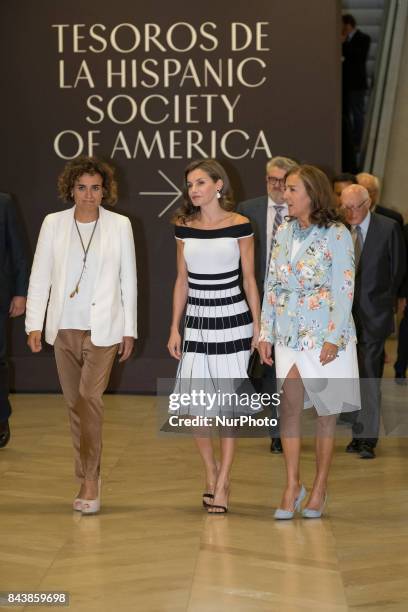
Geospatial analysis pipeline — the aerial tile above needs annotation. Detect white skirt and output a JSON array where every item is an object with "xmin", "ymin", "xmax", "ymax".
[{"xmin": 275, "ymin": 341, "xmax": 361, "ymax": 415}]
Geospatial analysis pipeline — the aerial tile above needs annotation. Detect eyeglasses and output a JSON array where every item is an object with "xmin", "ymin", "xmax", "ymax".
[
  {"xmin": 342, "ymin": 198, "xmax": 369, "ymax": 212},
  {"xmin": 267, "ymin": 176, "xmax": 285, "ymax": 187}
]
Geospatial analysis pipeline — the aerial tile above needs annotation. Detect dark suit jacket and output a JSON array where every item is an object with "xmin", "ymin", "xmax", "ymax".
[
  {"xmin": 236, "ymin": 195, "xmax": 268, "ymax": 295},
  {"xmin": 353, "ymin": 213, "xmax": 406, "ymax": 341},
  {"xmin": 0, "ymin": 193, "xmax": 29, "ymax": 310},
  {"xmin": 342, "ymin": 29, "xmax": 371, "ymax": 91},
  {"xmin": 375, "ymin": 204, "xmax": 404, "ymax": 228},
  {"xmin": 375, "ymin": 205, "xmax": 406, "ymax": 296},
  {"xmin": 399, "ymin": 224, "xmax": 408, "ymax": 298}
]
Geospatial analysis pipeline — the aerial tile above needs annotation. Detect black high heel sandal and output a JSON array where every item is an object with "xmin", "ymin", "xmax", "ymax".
[{"xmin": 202, "ymin": 493, "xmax": 214, "ymax": 508}]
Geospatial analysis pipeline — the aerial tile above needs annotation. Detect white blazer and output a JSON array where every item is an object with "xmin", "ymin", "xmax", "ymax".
[{"xmin": 25, "ymin": 206, "xmax": 137, "ymax": 346}]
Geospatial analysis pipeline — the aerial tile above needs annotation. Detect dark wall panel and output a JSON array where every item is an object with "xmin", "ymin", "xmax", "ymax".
[{"xmin": 0, "ymin": 0, "xmax": 341, "ymax": 392}]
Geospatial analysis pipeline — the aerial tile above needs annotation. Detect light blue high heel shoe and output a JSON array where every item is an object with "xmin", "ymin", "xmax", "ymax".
[
  {"xmin": 302, "ymin": 493, "xmax": 327, "ymax": 519},
  {"xmin": 274, "ymin": 485, "xmax": 307, "ymax": 520},
  {"xmin": 73, "ymin": 497, "xmax": 84, "ymax": 512}
]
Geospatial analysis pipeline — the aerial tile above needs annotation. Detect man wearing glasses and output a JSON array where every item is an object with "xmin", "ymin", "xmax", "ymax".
[
  {"xmin": 340, "ymin": 184, "xmax": 405, "ymax": 459},
  {"xmin": 237, "ymin": 156, "xmax": 298, "ymax": 453}
]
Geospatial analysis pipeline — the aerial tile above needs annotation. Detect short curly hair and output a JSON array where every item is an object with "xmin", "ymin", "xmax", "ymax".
[{"xmin": 57, "ymin": 156, "xmax": 118, "ymax": 205}]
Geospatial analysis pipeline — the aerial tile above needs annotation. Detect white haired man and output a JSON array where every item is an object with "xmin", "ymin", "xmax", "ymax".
[{"xmin": 340, "ymin": 184, "xmax": 405, "ymax": 459}]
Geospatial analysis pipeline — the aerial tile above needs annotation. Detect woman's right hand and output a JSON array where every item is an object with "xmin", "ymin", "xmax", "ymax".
[
  {"xmin": 167, "ymin": 328, "xmax": 182, "ymax": 360},
  {"xmin": 258, "ymin": 340, "xmax": 273, "ymax": 366},
  {"xmin": 27, "ymin": 331, "xmax": 42, "ymax": 353}
]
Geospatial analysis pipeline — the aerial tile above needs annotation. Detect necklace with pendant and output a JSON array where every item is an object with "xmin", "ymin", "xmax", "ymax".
[{"xmin": 69, "ymin": 216, "xmax": 99, "ymax": 298}]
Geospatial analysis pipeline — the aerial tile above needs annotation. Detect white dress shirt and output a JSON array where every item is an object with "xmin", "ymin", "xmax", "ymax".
[{"xmin": 352, "ymin": 210, "xmax": 370, "ymax": 244}]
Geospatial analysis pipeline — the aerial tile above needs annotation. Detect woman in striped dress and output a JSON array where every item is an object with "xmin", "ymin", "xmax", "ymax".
[{"xmin": 167, "ymin": 159, "xmax": 260, "ymax": 513}]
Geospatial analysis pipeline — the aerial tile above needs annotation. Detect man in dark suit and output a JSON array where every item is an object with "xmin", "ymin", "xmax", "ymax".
[
  {"xmin": 394, "ymin": 223, "xmax": 408, "ymax": 382},
  {"xmin": 357, "ymin": 172, "xmax": 404, "ymax": 227},
  {"xmin": 333, "ymin": 172, "xmax": 357, "ymax": 207},
  {"xmin": 0, "ymin": 193, "xmax": 29, "ymax": 448},
  {"xmin": 342, "ymin": 14, "xmax": 371, "ymax": 152},
  {"xmin": 340, "ymin": 185, "xmax": 406, "ymax": 459},
  {"xmin": 357, "ymin": 172, "xmax": 406, "ymax": 377},
  {"xmin": 237, "ymin": 156, "xmax": 298, "ymax": 453},
  {"xmin": 237, "ymin": 156, "xmax": 298, "ymax": 295}
]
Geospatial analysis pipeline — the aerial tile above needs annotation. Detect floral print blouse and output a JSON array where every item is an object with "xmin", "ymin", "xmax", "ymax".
[{"xmin": 259, "ymin": 221, "xmax": 356, "ymax": 351}]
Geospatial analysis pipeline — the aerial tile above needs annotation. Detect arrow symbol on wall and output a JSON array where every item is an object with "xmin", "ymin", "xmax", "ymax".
[{"xmin": 139, "ymin": 170, "xmax": 182, "ymax": 218}]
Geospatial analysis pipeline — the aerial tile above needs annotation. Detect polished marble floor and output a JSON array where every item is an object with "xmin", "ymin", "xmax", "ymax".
[{"xmin": 1, "ymin": 379, "xmax": 407, "ymax": 611}]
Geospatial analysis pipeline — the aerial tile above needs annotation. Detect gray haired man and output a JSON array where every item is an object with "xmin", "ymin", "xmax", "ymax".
[{"xmin": 237, "ymin": 156, "xmax": 298, "ymax": 453}]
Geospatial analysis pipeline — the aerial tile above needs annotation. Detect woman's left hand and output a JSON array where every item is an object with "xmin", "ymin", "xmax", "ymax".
[
  {"xmin": 118, "ymin": 336, "xmax": 135, "ymax": 362},
  {"xmin": 319, "ymin": 341, "xmax": 338, "ymax": 365}
]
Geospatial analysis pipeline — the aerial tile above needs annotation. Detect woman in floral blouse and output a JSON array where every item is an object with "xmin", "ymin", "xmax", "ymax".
[{"xmin": 259, "ymin": 164, "xmax": 360, "ymax": 519}]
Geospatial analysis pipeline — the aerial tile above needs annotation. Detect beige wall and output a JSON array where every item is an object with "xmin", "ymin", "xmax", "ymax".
[{"xmin": 382, "ymin": 20, "xmax": 408, "ymax": 223}]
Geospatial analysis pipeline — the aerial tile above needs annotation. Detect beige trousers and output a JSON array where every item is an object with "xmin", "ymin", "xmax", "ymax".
[{"xmin": 54, "ymin": 330, "xmax": 118, "ymax": 482}]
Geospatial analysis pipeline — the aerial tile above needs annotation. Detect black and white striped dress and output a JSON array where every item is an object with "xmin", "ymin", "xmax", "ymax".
[{"xmin": 172, "ymin": 222, "xmax": 255, "ymax": 416}]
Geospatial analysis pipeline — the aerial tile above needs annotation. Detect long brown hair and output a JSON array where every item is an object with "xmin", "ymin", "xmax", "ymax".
[
  {"xmin": 172, "ymin": 159, "xmax": 235, "ymax": 225},
  {"xmin": 286, "ymin": 165, "xmax": 342, "ymax": 227}
]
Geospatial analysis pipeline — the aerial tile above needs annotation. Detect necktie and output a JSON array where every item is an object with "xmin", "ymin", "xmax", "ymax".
[
  {"xmin": 272, "ymin": 205, "xmax": 284, "ymax": 240},
  {"xmin": 265, "ymin": 205, "xmax": 285, "ymax": 286},
  {"xmin": 352, "ymin": 225, "xmax": 363, "ymax": 267}
]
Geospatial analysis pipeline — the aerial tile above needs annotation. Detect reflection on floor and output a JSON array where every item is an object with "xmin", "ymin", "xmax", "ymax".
[{"xmin": 1, "ymin": 382, "xmax": 407, "ymax": 611}]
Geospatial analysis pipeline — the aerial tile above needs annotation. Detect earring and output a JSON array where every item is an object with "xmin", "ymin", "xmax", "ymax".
[{"xmin": 216, "ymin": 190, "xmax": 221, "ymax": 199}]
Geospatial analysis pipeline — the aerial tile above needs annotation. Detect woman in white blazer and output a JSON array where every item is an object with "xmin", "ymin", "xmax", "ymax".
[{"xmin": 26, "ymin": 156, "xmax": 137, "ymax": 514}]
